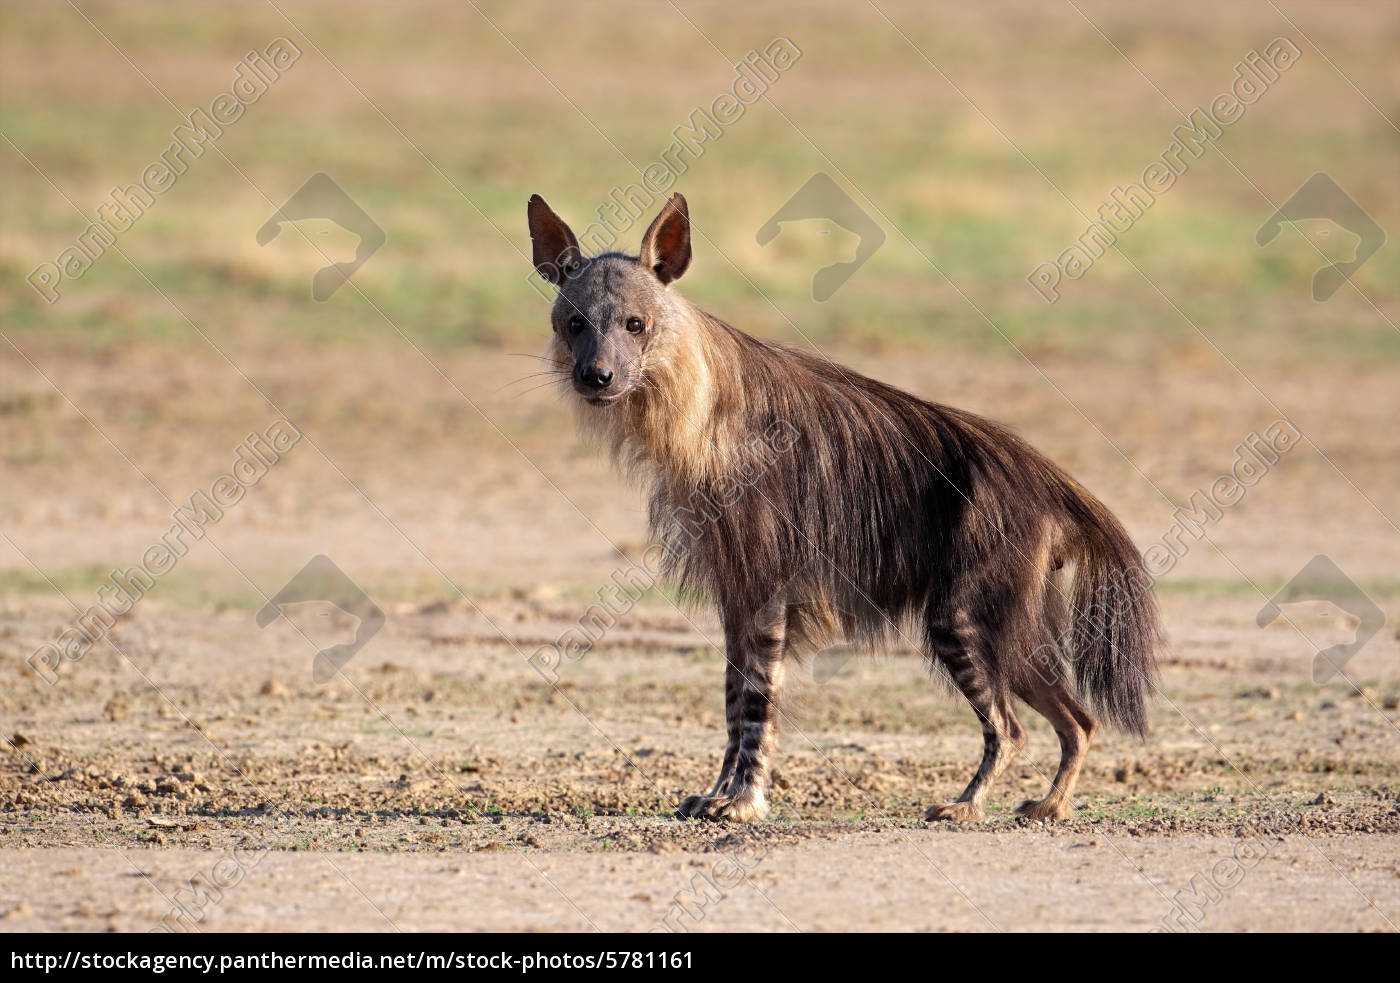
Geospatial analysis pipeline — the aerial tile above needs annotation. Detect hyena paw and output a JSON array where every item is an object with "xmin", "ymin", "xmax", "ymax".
[
  {"xmin": 677, "ymin": 789, "xmax": 768, "ymax": 822},
  {"xmin": 1015, "ymin": 797, "xmax": 1075, "ymax": 821},
  {"xmin": 923, "ymin": 800, "xmax": 984, "ymax": 822}
]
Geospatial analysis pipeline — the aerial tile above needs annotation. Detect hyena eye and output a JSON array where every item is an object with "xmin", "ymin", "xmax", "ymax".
[
  {"xmin": 625, "ymin": 316, "xmax": 646, "ymax": 335},
  {"xmin": 567, "ymin": 314, "xmax": 586, "ymax": 335}
]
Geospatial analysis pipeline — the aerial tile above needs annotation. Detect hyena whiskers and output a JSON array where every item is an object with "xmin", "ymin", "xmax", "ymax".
[{"xmin": 527, "ymin": 191, "xmax": 1161, "ymax": 822}]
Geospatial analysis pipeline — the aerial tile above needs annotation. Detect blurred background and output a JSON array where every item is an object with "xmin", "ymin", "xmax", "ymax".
[
  {"xmin": 2, "ymin": 2, "xmax": 1399, "ymax": 932},
  {"xmin": 2, "ymin": 0, "xmax": 1397, "ymax": 650}
]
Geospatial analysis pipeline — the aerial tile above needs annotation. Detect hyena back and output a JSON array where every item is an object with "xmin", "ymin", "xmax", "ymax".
[{"xmin": 527, "ymin": 192, "xmax": 1161, "ymax": 822}]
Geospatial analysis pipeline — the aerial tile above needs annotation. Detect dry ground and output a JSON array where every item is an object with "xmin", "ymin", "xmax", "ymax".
[
  {"xmin": 2, "ymin": 0, "xmax": 1397, "ymax": 933},
  {"xmin": 1, "ymin": 341, "xmax": 1397, "ymax": 933}
]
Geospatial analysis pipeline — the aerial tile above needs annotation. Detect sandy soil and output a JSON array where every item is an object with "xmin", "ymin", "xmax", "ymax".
[{"xmin": 2, "ymin": 343, "xmax": 1398, "ymax": 933}]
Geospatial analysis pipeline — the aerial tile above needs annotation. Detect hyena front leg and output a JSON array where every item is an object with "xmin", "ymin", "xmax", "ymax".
[
  {"xmin": 678, "ymin": 612, "xmax": 784, "ymax": 822},
  {"xmin": 701, "ymin": 659, "xmax": 743, "ymax": 798}
]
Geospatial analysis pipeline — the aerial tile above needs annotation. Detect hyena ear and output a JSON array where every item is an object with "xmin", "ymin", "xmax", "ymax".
[
  {"xmin": 638, "ymin": 192, "xmax": 692, "ymax": 285},
  {"xmin": 527, "ymin": 194, "xmax": 584, "ymax": 285}
]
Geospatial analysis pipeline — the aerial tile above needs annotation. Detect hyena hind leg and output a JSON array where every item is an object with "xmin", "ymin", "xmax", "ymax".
[
  {"xmin": 923, "ymin": 628, "xmax": 1027, "ymax": 822},
  {"xmin": 1013, "ymin": 671, "xmax": 1097, "ymax": 821}
]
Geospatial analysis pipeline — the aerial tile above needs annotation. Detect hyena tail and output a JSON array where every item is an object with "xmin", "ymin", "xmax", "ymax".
[{"xmin": 1056, "ymin": 487, "xmax": 1161, "ymax": 737}]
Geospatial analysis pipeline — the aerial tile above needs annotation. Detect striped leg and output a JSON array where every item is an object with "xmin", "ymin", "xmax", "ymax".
[
  {"xmin": 702, "ymin": 659, "xmax": 743, "ymax": 798},
  {"xmin": 679, "ymin": 611, "xmax": 785, "ymax": 822},
  {"xmin": 923, "ymin": 622, "xmax": 1026, "ymax": 821}
]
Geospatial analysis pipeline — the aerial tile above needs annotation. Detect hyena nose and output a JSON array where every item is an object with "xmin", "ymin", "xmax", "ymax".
[{"xmin": 580, "ymin": 365, "xmax": 613, "ymax": 389}]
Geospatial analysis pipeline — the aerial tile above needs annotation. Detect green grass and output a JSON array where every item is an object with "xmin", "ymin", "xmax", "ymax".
[
  {"xmin": 2, "ymin": 1, "xmax": 1394, "ymax": 367},
  {"xmin": 9, "ymin": 562, "xmax": 1400, "ymax": 612}
]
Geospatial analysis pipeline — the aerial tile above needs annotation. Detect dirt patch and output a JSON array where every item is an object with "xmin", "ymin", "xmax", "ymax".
[
  {"xmin": 2, "ymin": 590, "xmax": 1398, "ymax": 932},
  {"xmin": 3, "ymin": 341, "xmax": 1398, "ymax": 932}
]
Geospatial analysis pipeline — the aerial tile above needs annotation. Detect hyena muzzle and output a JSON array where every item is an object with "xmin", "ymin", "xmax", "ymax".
[{"xmin": 527, "ymin": 191, "xmax": 1161, "ymax": 823}]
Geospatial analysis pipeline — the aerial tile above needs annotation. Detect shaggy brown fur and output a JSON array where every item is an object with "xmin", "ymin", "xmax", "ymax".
[{"xmin": 527, "ymin": 192, "xmax": 1161, "ymax": 822}]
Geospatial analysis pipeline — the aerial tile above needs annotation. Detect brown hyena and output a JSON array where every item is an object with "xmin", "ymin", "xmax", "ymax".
[{"xmin": 526, "ymin": 191, "xmax": 1160, "ymax": 822}]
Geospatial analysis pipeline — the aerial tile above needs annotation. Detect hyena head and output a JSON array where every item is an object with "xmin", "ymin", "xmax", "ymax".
[{"xmin": 526, "ymin": 192, "xmax": 693, "ymax": 406}]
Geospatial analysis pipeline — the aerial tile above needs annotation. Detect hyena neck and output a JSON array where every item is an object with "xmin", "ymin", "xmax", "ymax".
[{"xmin": 608, "ymin": 301, "xmax": 742, "ymax": 490}]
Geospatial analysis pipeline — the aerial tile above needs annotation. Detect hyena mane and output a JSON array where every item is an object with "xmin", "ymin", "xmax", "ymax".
[
  {"xmin": 528, "ymin": 190, "xmax": 1160, "ymax": 822},
  {"xmin": 636, "ymin": 308, "xmax": 1158, "ymax": 733}
]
